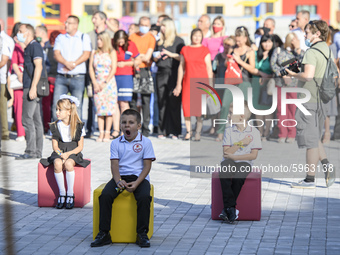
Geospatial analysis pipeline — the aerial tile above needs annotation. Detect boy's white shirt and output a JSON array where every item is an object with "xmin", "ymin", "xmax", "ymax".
[
  {"xmin": 222, "ymin": 124, "xmax": 262, "ymax": 166},
  {"xmin": 110, "ymin": 133, "xmax": 156, "ymax": 181}
]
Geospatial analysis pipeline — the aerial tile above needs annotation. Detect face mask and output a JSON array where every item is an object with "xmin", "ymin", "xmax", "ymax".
[
  {"xmin": 36, "ymin": 37, "xmax": 42, "ymax": 42},
  {"xmin": 139, "ymin": 26, "xmax": 150, "ymax": 34},
  {"xmin": 17, "ymin": 33, "xmax": 26, "ymax": 43},
  {"xmin": 305, "ymin": 38, "xmax": 311, "ymax": 47},
  {"xmin": 212, "ymin": 26, "xmax": 223, "ymax": 33}
]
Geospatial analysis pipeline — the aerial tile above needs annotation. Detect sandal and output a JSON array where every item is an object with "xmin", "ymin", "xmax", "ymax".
[
  {"xmin": 65, "ymin": 195, "xmax": 75, "ymax": 209},
  {"xmin": 111, "ymin": 130, "xmax": 120, "ymax": 140},
  {"xmin": 56, "ymin": 195, "xmax": 66, "ymax": 209},
  {"xmin": 183, "ymin": 131, "xmax": 192, "ymax": 141}
]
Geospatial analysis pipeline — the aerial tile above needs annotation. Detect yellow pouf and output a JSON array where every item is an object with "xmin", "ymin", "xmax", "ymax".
[{"xmin": 93, "ymin": 183, "xmax": 154, "ymax": 243}]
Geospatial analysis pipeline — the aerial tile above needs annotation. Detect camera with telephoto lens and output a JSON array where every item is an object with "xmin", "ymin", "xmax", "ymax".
[{"xmin": 280, "ymin": 58, "xmax": 301, "ymax": 76}]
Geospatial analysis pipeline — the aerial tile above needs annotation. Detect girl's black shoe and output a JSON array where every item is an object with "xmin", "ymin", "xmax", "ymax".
[
  {"xmin": 65, "ymin": 195, "xmax": 75, "ymax": 209},
  {"xmin": 56, "ymin": 195, "xmax": 66, "ymax": 209}
]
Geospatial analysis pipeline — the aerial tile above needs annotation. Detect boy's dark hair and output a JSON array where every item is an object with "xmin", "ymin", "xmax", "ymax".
[{"xmin": 122, "ymin": 109, "xmax": 141, "ymax": 124}]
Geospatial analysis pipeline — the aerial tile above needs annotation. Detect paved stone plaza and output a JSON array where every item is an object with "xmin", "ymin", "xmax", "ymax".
[{"xmin": 1, "ymin": 102, "xmax": 340, "ymax": 255}]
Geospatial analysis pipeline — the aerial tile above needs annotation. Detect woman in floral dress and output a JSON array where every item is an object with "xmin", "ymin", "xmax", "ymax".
[{"xmin": 89, "ymin": 32, "xmax": 118, "ymax": 142}]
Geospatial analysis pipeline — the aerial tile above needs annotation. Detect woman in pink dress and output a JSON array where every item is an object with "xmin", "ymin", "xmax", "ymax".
[
  {"xmin": 174, "ymin": 28, "xmax": 213, "ymax": 141},
  {"xmin": 202, "ymin": 16, "xmax": 227, "ymax": 62}
]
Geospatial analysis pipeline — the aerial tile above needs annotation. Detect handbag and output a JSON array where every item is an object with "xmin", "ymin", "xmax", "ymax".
[
  {"xmin": 224, "ymin": 61, "xmax": 243, "ymax": 85},
  {"xmin": 224, "ymin": 53, "xmax": 248, "ymax": 85},
  {"xmin": 10, "ymin": 74, "xmax": 23, "ymax": 90},
  {"xmin": 133, "ymin": 68, "xmax": 154, "ymax": 94},
  {"xmin": 9, "ymin": 66, "xmax": 24, "ymax": 90},
  {"xmin": 206, "ymin": 94, "xmax": 221, "ymax": 115},
  {"xmin": 24, "ymin": 64, "xmax": 49, "ymax": 97}
]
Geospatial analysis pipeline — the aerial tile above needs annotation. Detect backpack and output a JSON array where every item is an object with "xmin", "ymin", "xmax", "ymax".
[{"xmin": 311, "ymin": 47, "xmax": 339, "ymax": 104}]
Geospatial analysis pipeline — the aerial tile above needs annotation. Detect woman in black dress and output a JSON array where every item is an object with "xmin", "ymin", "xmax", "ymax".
[{"xmin": 153, "ymin": 18, "xmax": 185, "ymax": 139}]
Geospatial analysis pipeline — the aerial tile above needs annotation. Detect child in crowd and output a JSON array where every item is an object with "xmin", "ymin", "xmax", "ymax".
[
  {"xmin": 40, "ymin": 95, "xmax": 90, "ymax": 209},
  {"xmin": 91, "ymin": 109, "xmax": 156, "ymax": 248},
  {"xmin": 219, "ymin": 101, "xmax": 262, "ymax": 223}
]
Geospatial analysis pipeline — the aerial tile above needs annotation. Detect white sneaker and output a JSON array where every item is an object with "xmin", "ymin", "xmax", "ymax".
[
  {"xmin": 16, "ymin": 136, "xmax": 25, "ymax": 142},
  {"xmin": 291, "ymin": 180, "xmax": 316, "ymax": 189}
]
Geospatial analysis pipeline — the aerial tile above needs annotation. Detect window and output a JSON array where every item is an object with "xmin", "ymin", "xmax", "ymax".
[
  {"xmin": 244, "ymin": 6, "xmax": 254, "ymax": 16},
  {"xmin": 84, "ymin": 4, "xmax": 99, "ymax": 15},
  {"xmin": 266, "ymin": 3, "xmax": 273, "ymax": 13},
  {"xmin": 244, "ymin": 3, "xmax": 272, "ymax": 16},
  {"xmin": 45, "ymin": 4, "xmax": 60, "ymax": 18},
  {"xmin": 207, "ymin": 5, "xmax": 223, "ymax": 14},
  {"xmin": 296, "ymin": 5, "xmax": 317, "ymax": 15},
  {"xmin": 8, "ymin": 3, "xmax": 14, "ymax": 17},
  {"xmin": 157, "ymin": 1, "xmax": 187, "ymax": 16},
  {"xmin": 123, "ymin": 1, "xmax": 149, "ymax": 16}
]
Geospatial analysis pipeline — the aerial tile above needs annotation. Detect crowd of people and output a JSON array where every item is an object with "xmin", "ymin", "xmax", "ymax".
[
  {"xmin": 0, "ymin": 10, "xmax": 340, "ymax": 155},
  {"xmin": 0, "ymin": 9, "xmax": 338, "ymax": 248}
]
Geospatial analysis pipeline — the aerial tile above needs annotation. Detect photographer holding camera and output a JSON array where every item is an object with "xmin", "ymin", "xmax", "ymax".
[
  {"xmin": 285, "ymin": 20, "xmax": 336, "ymax": 188},
  {"xmin": 270, "ymin": 33, "xmax": 305, "ymax": 144}
]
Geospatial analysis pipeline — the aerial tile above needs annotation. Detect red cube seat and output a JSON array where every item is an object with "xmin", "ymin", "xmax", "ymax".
[
  {"xmin": 38, "ymin": 161, "xmax": 91, "ymax": 207},
  {"xmin": 211, "ymin": 168, "xmax": 261, "ymax": 221}
]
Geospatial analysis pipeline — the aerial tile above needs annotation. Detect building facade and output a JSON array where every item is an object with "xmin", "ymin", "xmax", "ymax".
[{"xmin": 4, "ymin": 0, "xmax": 340, "ymax": 35}]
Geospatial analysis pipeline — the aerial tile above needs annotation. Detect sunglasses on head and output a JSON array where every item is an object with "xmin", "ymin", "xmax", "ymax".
[{"xmin": 308, "ymin": 20, "xmax": 319, "ymax": 30}]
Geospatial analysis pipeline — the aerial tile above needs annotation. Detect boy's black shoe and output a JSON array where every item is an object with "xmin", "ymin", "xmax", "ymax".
[
  {"xmin": 91, "ymin": 231, "xmax": 112, "ymax": 247},
  {"xmin": 136, "ymin": 232, "xmax": 150, "ymax": 248},
  {"xmin": 226, "ymin": 207, "xmax": 238, "ymax": 223},
  {"xmin": 219, "ymin": 209, "xmax": 229, "ymax": 222}
]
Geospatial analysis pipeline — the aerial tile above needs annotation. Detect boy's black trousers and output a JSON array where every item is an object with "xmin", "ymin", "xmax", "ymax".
[
  {"xmin": 99, "ymin": 175, "xmax": 152, "ymax": 234},
  {"xmin": 219, "ymin": 159, "xmax": 251, "ymax": 209}
]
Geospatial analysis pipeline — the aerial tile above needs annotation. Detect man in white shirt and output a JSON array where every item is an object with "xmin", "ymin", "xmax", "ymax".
[
  {"xmin": 53, "ymin": 15, "xmax": 91, "ymax": 120},
  {"xmin": 0, "ymin": 19, "xmax": 15, "ymax": 140},
  {"xmin": 198, "ymin": 14, "xmax": 211, "ymax": 38},
  {"xmin": 293, "ymin": 10, "xmax": 310, "ymax": 51}
]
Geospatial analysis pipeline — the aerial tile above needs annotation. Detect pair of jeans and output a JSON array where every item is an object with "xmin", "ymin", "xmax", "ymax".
[
  {"xmin": 22, "ymin": 88, "xmax": 44, "ymax": 157},
  {"xmin": 151, "ymin": 72, "xmax": 159, "ymax": 127},
  {"xmin": 130, "ymin": 93, "xmax": 151, "ymax": 136},
  {"xmin": 99, "ymin": 175, "xmax": 152, "ymax": 234},
  {"xmin": 52, "ymin": 74, "xmax": 85, "ymax": 121}
]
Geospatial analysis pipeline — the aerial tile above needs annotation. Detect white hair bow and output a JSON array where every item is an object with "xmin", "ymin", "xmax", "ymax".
[{"xmin": 59, "ymin": 94, "xmax": 80, "ymax": 107}]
